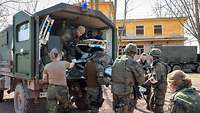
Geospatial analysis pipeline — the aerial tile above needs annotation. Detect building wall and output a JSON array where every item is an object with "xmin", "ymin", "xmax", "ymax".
[
  {"xmin": 88, "ymin": 2, "xmax": 114, "ymax": 20},
  {"xmin": 116, "ymin": 18, "xmax": 186, "ymax": 38},
  {"xmin": 88, "ymin": 1, "xmax": 187, "ymax": 56}
]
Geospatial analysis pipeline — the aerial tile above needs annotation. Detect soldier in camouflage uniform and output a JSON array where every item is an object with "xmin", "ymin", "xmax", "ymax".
[
  {"xmin": 41, "ymin": 48, "xmax": 75, "ymax": 113},
  {"xmin": 111, "ymin": 43, "xmax": 145, "ymax": 113},
  {"xmin": 168, "ymin": 70, "xmax": 200, "ymax": 113},
  {"xmin": 148, "ymin": 48, "xmax": 168, "ymax": 113},
  {"xmin": 85, "ymin": 50, "xmax": 112, "ymax": 113},
  {"xmin": 137, "ymin": 53, "xmax": 151, "ymax": 110},
  {"xmin": 61, "ymin": 26, "xmax": 86, "ymax": 61}
]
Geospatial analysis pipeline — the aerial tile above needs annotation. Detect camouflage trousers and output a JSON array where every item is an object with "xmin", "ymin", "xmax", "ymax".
[
  {"xmin": 142, "ymin": 84, "xmax": 151, "ymax": 110},
  {"xmin": 113, "ymin": 93, "xmax": 137, "ymax": 113},
  {"xmin": 47, "ymin": 85, "xmax": 70, "ymax": 113},
  {"xmin": 149, "ymin": 88, "xmax": 166, "ymax": 113},
  {"xmin": 86, "ymin": 86, "xmax": 103, "ymax": 113}
]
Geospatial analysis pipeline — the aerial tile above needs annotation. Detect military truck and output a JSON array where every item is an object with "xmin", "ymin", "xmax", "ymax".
[
  {"xmin": 157, "ymin": 46, "xmax": 200, "ymax": 73},
  {"xmin": 0, "ymin": 3, "xmax": 117, "ymax": 113}
]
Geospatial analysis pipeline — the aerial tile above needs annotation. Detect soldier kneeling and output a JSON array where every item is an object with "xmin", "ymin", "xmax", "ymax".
[{"xmin": 168, "ymin": 70, "xmax": 200, "ymax": 113}]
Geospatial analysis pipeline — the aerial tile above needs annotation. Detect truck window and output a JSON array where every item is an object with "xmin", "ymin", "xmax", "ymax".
[{"xmin": 17, "ymin": 22, "xmax": 29, "ymax": 42}]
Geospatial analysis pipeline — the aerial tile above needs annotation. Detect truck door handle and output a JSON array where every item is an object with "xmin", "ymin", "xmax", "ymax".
[{"xmin": 16, "ymin": 49, "xmax": 29, "ymax": 55}]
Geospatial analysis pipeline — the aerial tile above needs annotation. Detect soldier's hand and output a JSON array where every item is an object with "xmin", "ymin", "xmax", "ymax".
[
  {"xmin": 149, "ymin": 76, "xmax": 158, "ymax": 84},
  {"xmin": 134, "ymin": 86, "xmax": 143, "ymax": 100}
]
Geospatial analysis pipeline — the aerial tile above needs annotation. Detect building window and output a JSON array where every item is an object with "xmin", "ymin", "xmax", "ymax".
[
  {"xmin": 118, "ymin": 27, "xmax": 126, "ymax": 36},
  {"xmin": 154, "ymin": 25, "xmax": 162, "ymax": 35},
  {"xmin": 137, "ymin": 45, "xmax": 144, "ymax": 55},
  {"xmin": 136, "ymin": 25, "xmax": 144, "ymax": 35},
  {"xmin": 118, "ymin": 46, "xmax": 126, "ymax": 55}
]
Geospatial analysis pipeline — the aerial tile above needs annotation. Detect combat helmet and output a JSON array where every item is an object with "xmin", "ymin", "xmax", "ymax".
[
  {"xmin": 149, "ymin": 48, "xmax": 161, "ymax": 58},
  {"xmin": 124, "ymin": 43, "xmax": 137, "ymax": 54}
]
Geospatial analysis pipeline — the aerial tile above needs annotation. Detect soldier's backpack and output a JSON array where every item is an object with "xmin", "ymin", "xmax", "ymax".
[{"xmin": 172, "ymin": 87, "xmax": 200, "ymax": 113}]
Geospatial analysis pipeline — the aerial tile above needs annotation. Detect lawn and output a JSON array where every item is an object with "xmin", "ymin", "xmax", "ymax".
[{"xmin": 189, "ymin": 73, "xmax": 200, "ymax": 78}]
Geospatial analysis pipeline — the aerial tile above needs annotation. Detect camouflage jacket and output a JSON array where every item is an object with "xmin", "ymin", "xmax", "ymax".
[
  {"xmin": 168, "ymin": 86, "xmax": 200, "ymax": 113},
  {"xmin": 111, "ymin": 55, "xmax": 145, "ymax": 95},
  {"xmin": 150, "ymin": 59, "xmax": 168, "ymax": 90},
  {"xmin": 137, "ymin": 59, "xmax": 150, "ymax": 74}
]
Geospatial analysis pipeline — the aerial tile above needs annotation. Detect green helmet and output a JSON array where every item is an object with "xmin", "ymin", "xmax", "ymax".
[
  {"xmin": 124, "ymin": 43, "xmax": 137, "ymax": 54},
  {"xmin": 149, "ymin": 48, "xmax": 161, "ymax": 58}
]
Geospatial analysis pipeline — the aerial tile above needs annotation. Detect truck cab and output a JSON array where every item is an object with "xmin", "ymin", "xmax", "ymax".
[{"xmin": 0, "ymin": 3, "xmax": 117, "ymax": 113}]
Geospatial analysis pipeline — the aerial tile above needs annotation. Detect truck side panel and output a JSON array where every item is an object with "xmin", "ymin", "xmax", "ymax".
[
  {"xmin": 159, "ymin": 46, "xmax": 197, "ymax": 63},
  {"xmin": 0, "ymin": 26, "xmax": 13, "ymax": 72}
]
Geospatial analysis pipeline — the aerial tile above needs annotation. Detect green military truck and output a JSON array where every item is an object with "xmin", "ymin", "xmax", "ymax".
[
  {"xmin": 157, "ymin": 46, "xmax": 200, "ymax": 73},
  {"xmin": 0, "ymin": 3, "xmax": 117, "ymax": 113}
]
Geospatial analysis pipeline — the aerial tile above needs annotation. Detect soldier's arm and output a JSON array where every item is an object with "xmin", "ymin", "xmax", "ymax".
[
  {"xmin": 153, "ymin": 64, "xmax": 164, "ymax": 83},
  {"xmin": 96, "ymin": 63, "xmax": 111, "ymax": 85},
  {"xmin": 96, "ymin": 63, "xmax": 105, "ymax": 84},
  {"xmin": 64, "ymin": 61, "xmax": 74, "ymax": 69},
  {"xmin": 129, "ymin": 61, "xmax": 145, "ymax": 85},
  {"xmin": 42, "ymin": 67, "xmax": 49, "ymax": 84}
]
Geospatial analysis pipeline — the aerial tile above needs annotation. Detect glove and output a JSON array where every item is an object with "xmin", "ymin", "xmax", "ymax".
[
  {"xmin": 81, "ymin": 53, "xmax": 89, "ymax": 59},
  {"xmin": 133, "ymin": 86, "xmax": 143, "ymax": 100},
  {"xmin": 136, "ymin": 86, "xmax": 143, "ymax": 99},
  {"xmin": 149, "ymin": 76, "xmax": 158, "ymax": 84},
  {"xmin": 72, "ymin": 59, "xmax": 76, "ymax": 63}
]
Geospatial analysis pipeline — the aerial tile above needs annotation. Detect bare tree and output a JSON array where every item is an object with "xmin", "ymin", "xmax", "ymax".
[
  {"xmin": 24, "ymin": 0, "xmax": 38, "ymax": 13},
  {"xmin": 0, "ymin": 0, "xmax": 38, "ymax": 30},
  {"xmin": 120, "ymin": 0, "xmax": 134, "ymax": 37},
  {"xmin": 153, "ymin": 0, "xmax": 200, "ymax": 51}
]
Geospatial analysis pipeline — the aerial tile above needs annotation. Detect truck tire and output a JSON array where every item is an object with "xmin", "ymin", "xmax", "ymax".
[
  {"xmin": 14, "ymin": 83, "xmax": 33, "ymax": 113},
  {"xmin": 0, "ymin": 90, "xmax": 4, "ymax": 102},
  {"xmin": 172, "ymin": 65, "xmax": 181, "ymax": 71},
  {"xmin": 196, "ymin": 65, "xmax": 200, "ymax": 73}
]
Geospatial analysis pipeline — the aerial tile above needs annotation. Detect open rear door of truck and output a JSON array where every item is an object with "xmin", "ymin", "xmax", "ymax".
[{"xmin": 13, "ymin": 11, "xmax": 35, "ymax": 80}]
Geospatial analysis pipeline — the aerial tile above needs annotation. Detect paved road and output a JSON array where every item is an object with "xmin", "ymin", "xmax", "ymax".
[{"xmin": 0, "ymin": 78, "xmax": 199, "ymax": 113}]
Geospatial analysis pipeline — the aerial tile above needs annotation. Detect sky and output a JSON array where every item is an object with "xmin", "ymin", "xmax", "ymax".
[
  {"xmin": 35, "ymin": 0, "xmax": 155, "ymax": 19},
  {"xmin": 1, "ymin": 0, "xmax": 199, "ymax": 51},
  {"xmin": 4, "ymin": 0, "xmax": 156, "ymax": 24},
  {"xmin": 35, "ymin": 0, "xmax": 199, "ymax": 51}
]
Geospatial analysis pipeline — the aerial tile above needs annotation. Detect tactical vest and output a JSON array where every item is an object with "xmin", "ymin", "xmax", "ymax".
[{"xmin": 111, "ymin": 55, "xmax": 135, "ymax": 95}]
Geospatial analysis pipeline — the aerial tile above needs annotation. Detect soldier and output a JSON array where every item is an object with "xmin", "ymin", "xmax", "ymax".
[
  {"xmin": 41, "ymin": 48, "xmax": 75, "ymax": 113},
  {"xmin": 148, "ymin": 48, "xmax": 168, "ymax": 113},
  {"xmin": 61, "ymin": 25, "xmax": 86, "ymax": 61},
  {"xmin": 168, "ymin": 70, "xmax": 200, "ymax": 113},
  {"xmin": 137, "ymin": 53, "xmax": 151, "ymax": 110},
  {"xmin": 111, "ymin": 43, "xmax": 145, "ymax": 113},
  {"xmin": 85, "ymin": 49, "xmax": 112, "ymax": 113},
  {"xmin": 137, "ymin": 53, "xmax": 150, "ymax": 74}
]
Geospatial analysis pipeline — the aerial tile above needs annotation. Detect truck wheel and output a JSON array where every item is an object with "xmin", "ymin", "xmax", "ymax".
[
  {"xmin": 196, "ymin": 65, "xmax": 200, "ymax": 73},
  {"xmin": 14, "ymin": 83, "xmax": 33, "ymax": 113},
  {"xmin": 172, "ymin": 65, "xmax": 181, "ymax": 71},
  {"xmin": 0, "ymin": 90, "xmax": 4, "ymax": 102}
]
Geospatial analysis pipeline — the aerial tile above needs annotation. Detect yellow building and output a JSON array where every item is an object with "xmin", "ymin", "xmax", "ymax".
[
  {"xmin": 116, "ymin": 18, "xmax": 187, "ymax": 55},
  {"xmin": 87, "ymin": 1, "xmax": 187, "ymax": 56},
  {"xmin": 88, "ymin": 1, "xmax": 115, "ymax": 20}
]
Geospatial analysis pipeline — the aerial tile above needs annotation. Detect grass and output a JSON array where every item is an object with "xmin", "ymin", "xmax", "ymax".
[{"xmin": 189, "ymin": 73, "xmax": 200, "ymax": 78}]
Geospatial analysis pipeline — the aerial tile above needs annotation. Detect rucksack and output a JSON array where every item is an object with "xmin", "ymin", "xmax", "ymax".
[{"xmin": 172, "ymin": 87, "xmax": 200, "ymax": 113}]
